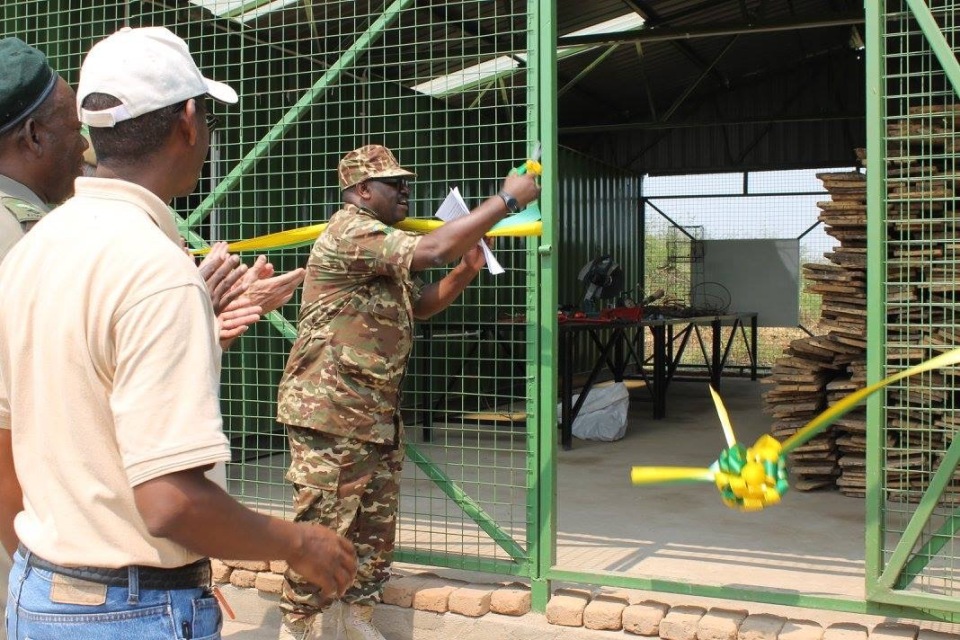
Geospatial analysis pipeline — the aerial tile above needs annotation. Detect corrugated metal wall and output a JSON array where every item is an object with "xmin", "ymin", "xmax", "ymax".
[{"xmin": 556, "ymin": 146, "xmax": 642, "ymax": 376}]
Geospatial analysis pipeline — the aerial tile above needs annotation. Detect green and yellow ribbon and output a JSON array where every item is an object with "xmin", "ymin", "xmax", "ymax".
[
  {"xmin": 192, "ymin": 206, "xmax": 542, "ymax": 256},
  {"xmin": 631, "ymin": 347, "xmax": 960, "ymax": 511}
]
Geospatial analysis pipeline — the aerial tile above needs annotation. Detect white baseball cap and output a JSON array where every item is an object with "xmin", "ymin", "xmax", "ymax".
[{"xmin": 77, "ymin": 26, "xmax": 237, "ymax": 128}]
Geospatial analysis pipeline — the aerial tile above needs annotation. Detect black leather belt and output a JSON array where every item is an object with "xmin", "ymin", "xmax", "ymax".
[{"xmin": 19, "ymin": 544, "xmax": 211, "ymax": 589}]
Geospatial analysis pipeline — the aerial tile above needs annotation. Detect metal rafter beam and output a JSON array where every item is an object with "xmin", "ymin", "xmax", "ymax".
[
  {"xmin": 736, "ymin": 63, "xmax": 825, "ymax": 163},
  {"xmin": 635, "ymin": 42, "xmax": 658, "ymax": 120},
  {"xmin": 662, "ymin": 36, "xmax": 738, "ymax": 122},
  {"xmin": 423, "ymin": 4, "xmax": 621, "ymax": 113},
  {"xmin": 558, "ymin": 14, "xmax": 865, "ymax": 47},
  {"xmin": 427, "ymin": 4, "xmax": 525, "ymax": 66},
  {"xmin": 615, "ymin": 0, "xmax": 730, "ymax": 91},
  {"xmin": 560, "ymin": 112, "xmax": 863, "ymax": 134},
  {"xmin": 557, "ymin": 43, "xmax": 619, "ymax": 98}
]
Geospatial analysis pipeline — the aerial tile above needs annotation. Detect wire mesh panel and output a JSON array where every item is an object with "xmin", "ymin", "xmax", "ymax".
[
  {"xmin": 3, "ymin": 0, "xmax": 541, "ymax": 575},
  {"xmin": 868, "ymin": 0, "xmax": 960, "ymax": 613}
]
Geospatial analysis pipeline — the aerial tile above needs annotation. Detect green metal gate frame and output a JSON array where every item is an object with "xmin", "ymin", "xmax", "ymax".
[{"xmin": 865, "ymin": 0, "xmax": 960, "ymax": 615}]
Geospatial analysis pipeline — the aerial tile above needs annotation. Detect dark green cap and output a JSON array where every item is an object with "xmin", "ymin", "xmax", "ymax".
[{"xmin": 0, "ymin": 37, "xmax": 57, "ymax": 135}]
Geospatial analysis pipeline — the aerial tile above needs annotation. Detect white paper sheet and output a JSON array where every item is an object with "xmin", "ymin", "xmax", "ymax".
[{"xmin": 434, "ymin": 187, "xmax": 504, "ymax": 275}]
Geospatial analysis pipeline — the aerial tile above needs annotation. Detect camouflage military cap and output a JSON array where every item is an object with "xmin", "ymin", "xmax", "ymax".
[{"xmin": 338, "ymin": 144, "xmax": 416, "ymax": 190}]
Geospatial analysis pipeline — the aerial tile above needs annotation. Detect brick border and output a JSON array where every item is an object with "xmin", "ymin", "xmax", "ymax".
[{"xmin": 212, "ymin": 561, "xmax": 956, "ymax": 640}]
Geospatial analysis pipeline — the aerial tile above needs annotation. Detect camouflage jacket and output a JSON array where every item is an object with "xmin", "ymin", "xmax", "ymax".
[
  {"xmin": 277, "ymin": 204, "xmax": 422, "ymax": 444},
  {"xmin": 0, "ymin": 174, "xmax": 50, "ymax": 265}
]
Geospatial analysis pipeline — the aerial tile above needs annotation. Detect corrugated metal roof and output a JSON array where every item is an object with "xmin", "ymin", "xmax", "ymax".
[
  {"xmin": 190, "ymin": 0, "xmax": 866, "ymax": 174},
  {"xmin": 555, "ymin": 0, "xmax": 865, "ymax": 173}
]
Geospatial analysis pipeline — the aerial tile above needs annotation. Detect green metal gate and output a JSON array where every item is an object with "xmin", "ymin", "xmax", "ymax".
[
  {"xmin": 866, "ymin": 0, "xmax": 960, "ymax": 615},
  {"xmin": 2, "ymin": 0, "xmax": 557, "ymax": 598}
]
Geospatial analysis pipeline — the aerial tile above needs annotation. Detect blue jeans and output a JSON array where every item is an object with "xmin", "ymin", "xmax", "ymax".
[{"xmin": 6, "ymin": 548, "xmax": 222, "ymax": 639}]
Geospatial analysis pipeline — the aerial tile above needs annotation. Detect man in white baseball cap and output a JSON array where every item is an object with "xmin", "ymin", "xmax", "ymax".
[{"xmin": 0, "ymin": 26, "xmax": 356, "ymax": 640}]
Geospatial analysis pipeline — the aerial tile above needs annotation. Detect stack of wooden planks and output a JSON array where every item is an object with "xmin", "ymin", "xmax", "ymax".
[
  {"xmin": 767, "ymin": 105, "xmax": 960, "ymax": 501},
  {"xmin": 763, "ymin": 171, "xmax": 867, "ymax": 493}
]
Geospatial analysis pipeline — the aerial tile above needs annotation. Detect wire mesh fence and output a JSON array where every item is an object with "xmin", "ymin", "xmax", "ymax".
[
  {"xmin": 874, "ymin": 0, "xmax": 960, "ymax": 605},
  {"xmin": 4, "ymin": 0, "xmax": 540, "ymax": 574}
]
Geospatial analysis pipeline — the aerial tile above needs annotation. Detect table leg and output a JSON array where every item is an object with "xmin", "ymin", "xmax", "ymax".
[
  {"xmin": 652, "ymin": 324, "xmax": 666, "ymax": 419},
  {"xmin": 711, "ymin": 317, "xmax": 722, "ymax": 389}
]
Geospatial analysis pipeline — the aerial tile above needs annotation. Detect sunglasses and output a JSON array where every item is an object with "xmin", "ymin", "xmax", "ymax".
[
  {"xmin": 173, "ymin": 99, "xmax": 219, "ymax": 133},
  {"xmin": 368, "ymin": 177, "xmax": 409, "ymax": 190}
]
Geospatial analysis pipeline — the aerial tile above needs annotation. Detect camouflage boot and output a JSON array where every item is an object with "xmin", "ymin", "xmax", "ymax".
[
  {"xmin": 340, "ymin": 604, "xmax": 386, "ymax": 640},
  {"xmin": 277, "ymin": 613, "xmax": 318, "ymax": 640}
]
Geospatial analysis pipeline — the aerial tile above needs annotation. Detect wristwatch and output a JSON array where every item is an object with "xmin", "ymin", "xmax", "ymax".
[{"xmin": 498, "ymin": 190, "xmax": 522, "ymax": 214}]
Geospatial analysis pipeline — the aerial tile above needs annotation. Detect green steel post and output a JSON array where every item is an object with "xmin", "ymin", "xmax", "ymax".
[
  {"xmin": 181, "ymin": 0, "xmax": 416, "ymax": 232},
  {"xmin": 531, "ymin": 0, "xmax": 559, "ymax": 615},
  {"xmin": 863, "ymin": 0, "xmax": 885, "ymax": 602}
]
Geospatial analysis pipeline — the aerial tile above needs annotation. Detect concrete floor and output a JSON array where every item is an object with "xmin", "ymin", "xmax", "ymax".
[
  {"xmin": 229, "ymin": 376, "xmax": 869, "ymax": 601},
  {"xmin": 554, "ymin": 378, "xmax": 867, "ymax": 600},
  {"xmin": 222, "ymin": 376, "xmax": 960, "ymax": 637}
]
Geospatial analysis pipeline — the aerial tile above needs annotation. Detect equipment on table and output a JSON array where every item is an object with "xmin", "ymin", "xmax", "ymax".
[{"xmin": 577, "ymin": 255, "xmax": 624, "ymax": 315}]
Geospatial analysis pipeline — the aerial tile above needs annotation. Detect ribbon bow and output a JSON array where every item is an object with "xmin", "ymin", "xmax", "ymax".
[{"xmin": 631, "ymin": 347, "xmax": 960, "ymax": 511}]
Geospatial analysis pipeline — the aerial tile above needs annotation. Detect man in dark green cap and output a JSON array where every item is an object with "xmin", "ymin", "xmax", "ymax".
[
  {"xmin": 0, "ymin": 37, "xmax": 88, "ymax": 637},
  {"xmin": 0, "ymin": 36, "xmax": 89, "ymax": 263}
]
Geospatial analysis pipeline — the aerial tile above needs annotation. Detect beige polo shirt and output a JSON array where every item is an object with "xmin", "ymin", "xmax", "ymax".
[{"xmin": 0, "ymin": 177, "xmax": 230, "ymax": 569}]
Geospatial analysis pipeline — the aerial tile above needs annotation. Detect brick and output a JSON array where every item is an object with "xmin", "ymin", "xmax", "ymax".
[
  {"xmin": 254, "ymin": 571, "xmax": 284, "ymax": 594},
  {"xmin": 211, "ymin": 560, "xmax": 232, "ymax": 584},
  {"xmin": 412, "ymin": 583, "xmax": 458, "ymax": 613},
  {"xmin": 221, "ymin": 560, "xmax": 270, "ymax": 572},
  {"xmin": 623, "ymin": 600, "xmax": 670, "ymax": 636},
  {"xmin": 583, "ymin": 594, "xmax": 629, "ymax": 631},
  {"xmin": 270, "ymin": 560, "xmax": 288, "ymax": 575},
  {"xmin": 448, "ymin": 584, "xmax": 497, "ymax": 618},
  {"xmin": 661, "ymin": 605, "xmax": 707, "ymax": 640},
  {"xmin": 229, "ymin": 569, "xmax": 257, "ymax": 589},
  {"xmin": 698, "ymin": 607, "xmax": 749, "ymax": 640},
  {"xmin": 870, "ymin": 623, "xmax": 919, "ymax": 640},
  {"xmin": 490, "ymin": 583, "xmax": 531, "ymax": 616},
  {"xmin": 915, "ymin": 631, "xmax": 959, "ymax": 640},
  {"xmin": 779, "ymin": 619, "xmax": 823, "ymax": 640},
  {"xmin": 824, "ymin": 623, "xmax": 869, "ymax": 640},
  {"xmin": 739, "ymin": 614, "xmax": 787, "ymax": 640},
  {"xmin": 870, "ymin": 622, "xmax": 920, "ymax": 640},
  {"xmin": 545, "ymin": 588, "xmax": 591, "ymax": 627},
  {"xmin": 382, "ymin": 576, "xmax": 424, "ymax": 608}
]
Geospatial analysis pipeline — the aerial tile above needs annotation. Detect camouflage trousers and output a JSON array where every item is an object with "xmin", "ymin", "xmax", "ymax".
[{"xmin": 279, "ymin": 425, "xmax": 404, "ymax": 619}]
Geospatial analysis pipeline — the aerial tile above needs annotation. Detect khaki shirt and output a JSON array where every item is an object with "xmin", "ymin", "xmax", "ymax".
[
  {"xmin": 0, "ymin": 177, "xmax": 230, "ymax": 569},
  {"xmin": 0, "ymin": 175, "xmax": 49, "ymax": 264},
  {"xmin": 277, "ymin": 204, "xmax": 422, "ymax": 444}
]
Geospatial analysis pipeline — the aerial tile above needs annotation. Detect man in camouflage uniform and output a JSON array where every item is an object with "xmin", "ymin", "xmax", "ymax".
[
  {"xmin": 0, "ymin": 37, "xmax": 88, "ymax": 264},
  {"xmin": 276, "ymin": 144, "xmax": 539, "ymax": 640}
]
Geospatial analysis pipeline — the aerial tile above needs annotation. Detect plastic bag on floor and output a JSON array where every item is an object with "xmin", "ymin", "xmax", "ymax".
[{"xmin": 560, "ymin": 381, "xmax": 630, "ymax": 441}]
